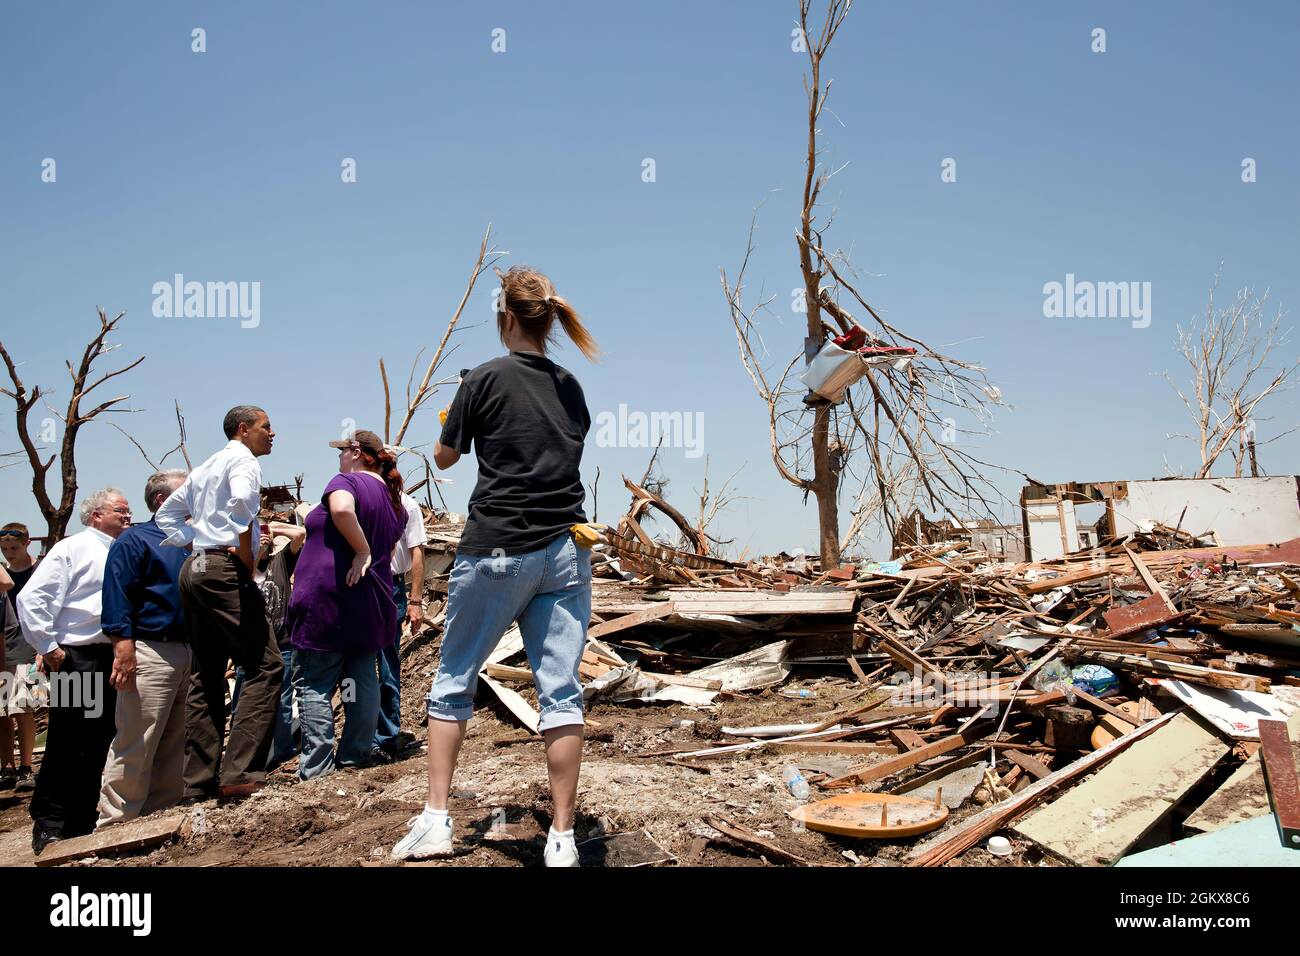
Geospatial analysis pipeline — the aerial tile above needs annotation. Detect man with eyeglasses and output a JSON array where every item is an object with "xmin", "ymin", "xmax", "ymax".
[{"xmin": 16, "ymin": 488, "xmax": 132, "ymax": 854}]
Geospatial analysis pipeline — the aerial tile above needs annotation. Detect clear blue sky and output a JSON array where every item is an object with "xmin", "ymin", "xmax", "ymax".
[{"xmin": 2, "ymin": 1, "xmax": 1297, "ymax": 556}]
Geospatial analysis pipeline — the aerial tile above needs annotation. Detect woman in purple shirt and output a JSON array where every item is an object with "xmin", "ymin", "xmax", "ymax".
[{"xmin": 287, "ymin": 430, "xmax": 405, "ymax": 780}]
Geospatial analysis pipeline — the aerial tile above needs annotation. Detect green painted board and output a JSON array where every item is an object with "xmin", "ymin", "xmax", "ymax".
[{"xmin": 1115, "ymin": 815, "xmax": 1300, "ymax": 867}]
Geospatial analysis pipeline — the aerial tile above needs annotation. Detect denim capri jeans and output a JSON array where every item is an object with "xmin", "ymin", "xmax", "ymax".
[{"xmin": 427, "ymin": 532, "xmax": 591, "ymax": 732}]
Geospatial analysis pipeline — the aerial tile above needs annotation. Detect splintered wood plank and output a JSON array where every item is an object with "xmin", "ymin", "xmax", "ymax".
[
  {"xmin": 667, "ymin": 589, "xmax": 856, "ymax": 616},
  {"xmin": 1005, "ymin": 749, "xmax": 1053, "ymax": 781},
  {"xmin": 35, "ymin": 812, "xmax": 188, "ymax": 868},
  {"xmin": 480, "ymin": 674, "xmax": 540, "ymax": 734},
  {"xmin": 889, "ymin": 729, "xmax": 928, "ymax": 752},
  {"xmin": 586, "ymin": 603, "xmax": 675, "ymax": 640},
  {"xmin": 766, "ymin": 741, "xmax": 898, "ymax": 756},
  {"xmin": 822, "ymin": 732, "xmax": 974, "ymax": 789},
  {"xmin": 1014, "ymin": 712, "xmax": 1230, "ymax": 865}
]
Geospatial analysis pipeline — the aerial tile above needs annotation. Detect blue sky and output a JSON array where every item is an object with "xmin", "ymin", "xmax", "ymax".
[{"xmin": 2, "ymin": 1, "xmax": 1297, "ymax": 556}]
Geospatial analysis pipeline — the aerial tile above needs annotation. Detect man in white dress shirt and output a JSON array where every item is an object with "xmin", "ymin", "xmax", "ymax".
[
  {"xmin": 156, "ymin": 405, "xmax": 281, "ymax": 800},
  {"xmin": 17, "ymin": 488, "xmax": 131, "ymax": 853}
]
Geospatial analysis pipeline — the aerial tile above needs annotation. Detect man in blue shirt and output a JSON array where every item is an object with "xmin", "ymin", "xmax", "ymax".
[{"xmin": 97, "ymin": 469, "xmax": 191, "ymax": 826}]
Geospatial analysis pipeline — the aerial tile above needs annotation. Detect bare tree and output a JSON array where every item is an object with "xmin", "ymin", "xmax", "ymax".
[
  {"xmin": 723, "ymin": 0, "xmax": 1005, "ymax": 568},
  {"xmin": 1163, "ymin": 272, "xmax": 1296, "ymax": 479},
  {"xmin": 380, "ymin": 224, "xmax": 506, "ymax": 447},
  {"xmin": 111, "ymin": 399, "xmax": 192, "ymax": 472},
  {"xmin": 693, "ymin": 456, "xmax": 746, "ymax": 554},
  {"xmin": 0, "ymin": 308, "xmax": 144, "ymax": 547}
]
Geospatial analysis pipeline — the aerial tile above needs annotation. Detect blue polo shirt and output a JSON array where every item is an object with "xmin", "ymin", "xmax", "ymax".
[{"xmin": 101, "ymin": 518, "xmax": 188, "ymax": 642}]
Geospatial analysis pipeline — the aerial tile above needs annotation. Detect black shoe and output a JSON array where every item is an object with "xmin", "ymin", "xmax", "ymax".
[
  {"xmin": 32, "ymin": 826, "xmax": 62, "ymax": 855},
  {"xmin": 379, "ymin": 731, "xmax": 415, "ymax": 757},
  {"xmin": 14, "ymin": 766, "xmax": 34, "ymax": 792},
  {"xmin": 0, "ymin": 768, "xmax": 15, "ymax": 792},
  {"xmin": 339, "ymin": 747, "xmax": 391, "ymax": 771}
]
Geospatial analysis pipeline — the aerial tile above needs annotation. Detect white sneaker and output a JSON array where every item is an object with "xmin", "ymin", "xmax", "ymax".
[
  {"xmin": 391, "ymin": 810, "xmax": 454, "ymax": 860},
  {"xmin": 544, "ymin": 828, "xmax": 580, "ymax": 867}
]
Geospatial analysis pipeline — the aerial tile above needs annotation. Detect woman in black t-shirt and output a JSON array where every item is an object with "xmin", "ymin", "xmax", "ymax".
[{"xmin": 392, "ymin": 266, "xmax": 599, "ymax": 867}]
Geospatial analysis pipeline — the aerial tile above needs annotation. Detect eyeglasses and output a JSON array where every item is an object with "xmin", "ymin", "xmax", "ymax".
[
  {"xmin": 0, "ymin": 530, "xmax": 26, "ymax": 539},
  {"xmin": 100, "ymin": 508, "xmax": 132, "ymax": 517}
]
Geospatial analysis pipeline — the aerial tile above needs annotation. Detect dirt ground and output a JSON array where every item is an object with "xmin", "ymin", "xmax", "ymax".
[{"xmin": 0, "ymin": 635, "xmax": 1056, "ymax": 868}]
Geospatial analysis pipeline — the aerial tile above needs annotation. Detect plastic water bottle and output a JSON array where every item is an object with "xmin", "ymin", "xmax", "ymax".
[
  {"xmin": 780, "ymin": 689, "xmax": 816, "ymax": 699},
  {"xmin": 782, "ymin": 765, "xmax": 810, "ymax": 801}
]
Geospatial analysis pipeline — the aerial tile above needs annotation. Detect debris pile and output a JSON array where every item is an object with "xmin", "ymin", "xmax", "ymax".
[{"xmin": 397, "ymin": 483, "xmax": 1300, "ymax": 867}]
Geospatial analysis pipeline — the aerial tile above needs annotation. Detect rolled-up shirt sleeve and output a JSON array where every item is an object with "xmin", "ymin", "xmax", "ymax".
[
  {"xmin": 227, "ymin": 457, "xmax": 262, "ymax": 533},
  {"xmin": 156, "ymin": 480, "xmax": 195, "ymax": 547},
  {"xmin": 101, "ymin": 537, "xmax": 141, "ymax": 639},
  {"xmin": 17, "ymin": 550, "xmax": 68, "ymax": 656}
]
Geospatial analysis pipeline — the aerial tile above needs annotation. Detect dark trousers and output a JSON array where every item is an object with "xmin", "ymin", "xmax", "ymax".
[
  {"xmin": 30, "ymin": 643, "xmax": 117, "ymax": 838},
  {"xmin": 179, "ymin": 551, "xmax": 283, "ymax": 794},
  {"xmin": 374, "ymin": 582, "xmax": 407, "ymax": 748}
]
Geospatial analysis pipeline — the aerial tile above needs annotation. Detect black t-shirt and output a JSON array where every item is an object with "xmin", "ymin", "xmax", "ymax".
[
  {"xmin": 5, "ymin": 565, "xmax": 34, "ymax": 613},
  {"xmin": 4, "ymin": 565, "xmax": 35, "ymax": 665},
  {"xmin": 441, "ymin": 351, "xmax": 591, "ymax": 555}
]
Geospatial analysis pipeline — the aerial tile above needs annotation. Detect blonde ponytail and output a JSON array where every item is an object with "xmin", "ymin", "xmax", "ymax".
[{"xmin": 496, "ymin": 265, "xmax": 600, "ymax": 363}]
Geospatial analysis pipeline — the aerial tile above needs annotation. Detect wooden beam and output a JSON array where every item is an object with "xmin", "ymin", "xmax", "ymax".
[
  {"xmin": 1125, "ymin": 546, "xmax": 1176, "ymax": 611},
  {"xmin": 822, "ymin": 730, "xmax": 980, "ymax": 789},
  {"xmin": 586, "ymin": 603, "xmax": 675, "ymax": 640},
  {"xmin": 35, "ymin": 812, "xmax": 188, "ymax": 867},
  {"xmin": 890, "ymin": 729, "xmax": 928, "ymax": 752},
  {"xmin": 766, "ymin": 741, "xmax": 898, "ymax": 756},
  {"xmin": 1068, "ymin": 649, "xmax": 1270, "ymax": 693},
  {"xmin": 1020, "ymin": 564, "xmax": 1111, "ymax": 593},
  {"xmin": 1005, "ymin": 749, "xmax": 1053, "ymax": 781}
]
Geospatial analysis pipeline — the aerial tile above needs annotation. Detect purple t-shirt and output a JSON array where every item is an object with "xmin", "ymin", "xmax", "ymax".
[{"xmin": 287, "ymin": 472, "xmax": 406, "ymax": 655}]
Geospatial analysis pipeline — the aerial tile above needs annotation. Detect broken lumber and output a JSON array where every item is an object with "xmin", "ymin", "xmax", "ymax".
[
  {"xmin": 1065, "ymin": 648, "xmax": 1271, "ymax": 693},
  {"xmin": 822, "ymin": 728, "xmax": 983, "ymax": 789},
  {"xmin": 35, "ymin": 811, "xmax": 188, "ymax": 867},
  {"xmin": 1014, "ymin": 711, "xmax": 1231, "ymax": 865},
  {"xmin": 703, "ymin": 814, "xmax": 811, "ymax": 866},
  {"xmin": 586, "ymin": 603, "xmax": 675, "ymax": 640},
  {"xmin": 906, "ymin": 710, "xmax": 1179, "ymax": 867}
]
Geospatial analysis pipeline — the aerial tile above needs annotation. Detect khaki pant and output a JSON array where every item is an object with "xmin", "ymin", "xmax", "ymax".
[{"xmin": 97, "ymin": 639, "xmax": 192, "ymax": 827}]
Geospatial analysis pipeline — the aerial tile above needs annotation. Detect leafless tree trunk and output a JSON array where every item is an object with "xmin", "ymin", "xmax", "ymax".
[
  {"xmin": 111, "ymin": 399, "xmax": 191, "ymax": 472},
  {"xmin": 693, "ymin": 456, "xmax": 745, "ymax": 554},
  {"xmin": 722, "ymin": 1, "xmax": 1006, "ymax": 568},
  {"xmin": 1163, "ymin": 271, "xmax": 1296, "ymax": 478},
  {"xmin": 0, "ymin": 308, "xmax": 144, "ymax": 547}
]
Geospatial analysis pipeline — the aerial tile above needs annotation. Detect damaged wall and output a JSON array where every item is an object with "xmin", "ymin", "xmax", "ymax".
[{"xmin": 1022, "ymin": 475, "xmax": 1300, "ymax": 561}]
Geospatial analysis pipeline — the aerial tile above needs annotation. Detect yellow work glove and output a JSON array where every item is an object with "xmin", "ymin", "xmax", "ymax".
[{"xmin": 570, "ymin": 523, "xmax": 605, "ymax": 549}]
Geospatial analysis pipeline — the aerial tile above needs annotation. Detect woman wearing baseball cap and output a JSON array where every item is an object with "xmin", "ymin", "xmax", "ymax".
[{"xmin": 287, "ymin": 429, "xmax": 406, "ymax": 780}]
